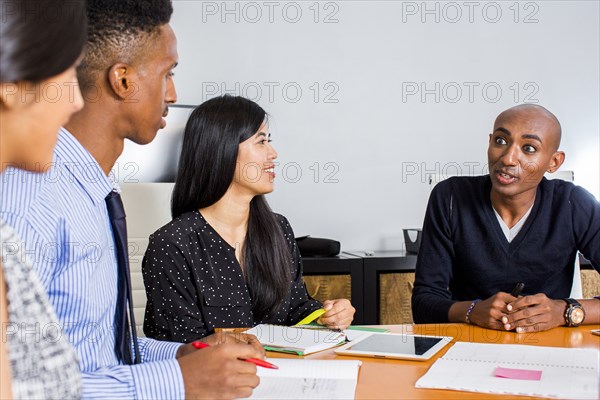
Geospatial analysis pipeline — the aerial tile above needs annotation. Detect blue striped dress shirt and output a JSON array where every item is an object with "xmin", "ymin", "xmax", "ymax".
[{"xmin": 0, "ymin": 128, "xmax": 185, "ymax": 399}]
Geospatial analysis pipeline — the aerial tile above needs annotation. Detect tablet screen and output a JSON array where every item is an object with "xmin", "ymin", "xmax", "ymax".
[{"xmin": 345, "ymin": 334, "xmax": 443, "ymax": 356}]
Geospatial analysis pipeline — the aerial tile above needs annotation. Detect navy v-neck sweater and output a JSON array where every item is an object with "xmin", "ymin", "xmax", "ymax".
[{"xmin": 412, "ymin": 175, "xmax": 600, "ymax": 323}]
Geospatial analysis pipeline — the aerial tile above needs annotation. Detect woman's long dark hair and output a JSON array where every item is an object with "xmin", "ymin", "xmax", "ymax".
[
  {"xmin": 172, "ymin": 95, "xmax": 291, "ymax": 321},
  {"xmin": 0, "ymin": 0, "xmax": 87, "ymax": 82}
]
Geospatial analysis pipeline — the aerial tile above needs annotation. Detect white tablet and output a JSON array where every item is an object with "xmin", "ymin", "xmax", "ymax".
[{"xmin": 335, "ymin": 332, "xmax": 453, "ymax": 361}]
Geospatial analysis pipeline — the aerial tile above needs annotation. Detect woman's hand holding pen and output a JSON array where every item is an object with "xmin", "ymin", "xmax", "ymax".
[{"xmin": 317, "ymin": 299, "xmax": 355, "ymax": 330}]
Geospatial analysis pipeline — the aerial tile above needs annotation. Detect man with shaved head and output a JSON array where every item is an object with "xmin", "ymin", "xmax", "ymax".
[{"xmin": 412, "ymin": 104, "xmax": 599, "ymax": 332}]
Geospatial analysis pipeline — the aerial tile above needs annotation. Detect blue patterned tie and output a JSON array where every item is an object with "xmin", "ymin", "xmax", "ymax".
[{"xmin": 105, "ymin": 190, "xmax": 140, "ymax": 364}]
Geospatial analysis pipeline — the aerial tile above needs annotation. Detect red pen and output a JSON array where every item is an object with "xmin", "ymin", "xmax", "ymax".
[{"xmin": 192, "ymin": 341, "xmax": 279, "ymax": 369}]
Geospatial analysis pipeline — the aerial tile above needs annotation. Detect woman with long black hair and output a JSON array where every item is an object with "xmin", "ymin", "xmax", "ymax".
[
  {"xmin": 142, "ymin": 95, "xmax": 355, "ymax": 342},
  {"xmin": 0, "ymin": 0, "xmax": 87, "ymax": 397}
]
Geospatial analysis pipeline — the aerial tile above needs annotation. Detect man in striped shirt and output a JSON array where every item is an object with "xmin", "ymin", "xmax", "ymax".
[{"xmin": 0, "ymin": 1, "xmax": 263, "ymax": 398}]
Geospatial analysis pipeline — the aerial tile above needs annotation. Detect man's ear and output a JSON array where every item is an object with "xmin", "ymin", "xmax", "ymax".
[
  {"xmin": 547, "ymin": 150, "xmax": 565, "ymax": 173},
  {"xmin": 107, "ymin": 63, "xmax": 135, "ymax": 101}
]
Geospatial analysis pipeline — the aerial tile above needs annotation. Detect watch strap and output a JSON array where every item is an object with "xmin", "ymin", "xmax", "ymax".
[{"xmin": 563, "ymin": 298, "xmax": 580, "ymax": 307}]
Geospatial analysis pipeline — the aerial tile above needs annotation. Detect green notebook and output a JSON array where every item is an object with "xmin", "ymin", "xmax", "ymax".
[
  {"xmin": 245, "ymin": 324, "xmax": 346, "ymax": 356},
  {"xmin": 245, "ymin": 324, "xmax": 389, "ymax": 355}
]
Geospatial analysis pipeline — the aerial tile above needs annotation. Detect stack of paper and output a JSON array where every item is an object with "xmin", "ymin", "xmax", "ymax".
[
  {"xmin": 416, "ymin": 342, "xmax": 599, "ymax": 399},
  {"xmin": 249, "ymin": 358, "xmax": 362, "ymax": 399},
  {"xmin": 245, "ymin": 324, "xmax": 346, "ymax": 355}
]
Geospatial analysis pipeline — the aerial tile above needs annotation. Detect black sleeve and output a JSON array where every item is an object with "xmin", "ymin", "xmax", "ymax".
[
  {"xmin": 277, "ymin": 216, "xmax": 323, "ymax": 325},
  {"xmin": 142, "ymin": 231, "xmax": 209, "ymax": 342},
  {"xmin": 571, "ymin": 186, "xmax": 600, "ymax": 273},
  {"xmin": 411, "ymin": 181, "xmax": 457, "ymax": 323}
]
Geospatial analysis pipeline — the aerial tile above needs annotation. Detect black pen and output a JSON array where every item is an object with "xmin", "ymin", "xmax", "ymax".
[{"xmin": 511, "ymin": 282, "xmax": 525, "ymax": 297}]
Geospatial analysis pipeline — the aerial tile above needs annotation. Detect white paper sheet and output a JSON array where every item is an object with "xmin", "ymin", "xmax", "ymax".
[
  {"xmin": 249, "ymin": 358, "xmax": 362, "ymax": 399},
  {"xmin": 416, "ymin": 342, "xmax": 600, "ymax": 399}
]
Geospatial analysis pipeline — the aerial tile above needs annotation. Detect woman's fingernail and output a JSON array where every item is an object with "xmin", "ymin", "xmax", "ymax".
[{"xmin": 507, "ymin": 304, "xmax": 512, "ymax": 311}]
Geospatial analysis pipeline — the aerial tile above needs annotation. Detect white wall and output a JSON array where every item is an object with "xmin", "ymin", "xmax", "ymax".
[{"xmin": 125, "ymin": 1, "xmax": 600, "ymax": 251}]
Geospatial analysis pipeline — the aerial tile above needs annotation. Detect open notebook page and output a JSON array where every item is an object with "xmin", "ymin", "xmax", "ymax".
[
  {"xmin": 249, "ymin": 359, "xmax": 362, "ymax": 400},
  {"xmin": 416, "ymin": 342, "xmax": 599, "ymax": 399}
]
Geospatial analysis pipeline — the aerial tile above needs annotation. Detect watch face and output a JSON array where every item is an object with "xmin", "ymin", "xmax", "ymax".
[{"xmin": 570, "ymin": 307, "xmax": 585, "ymax": 324}]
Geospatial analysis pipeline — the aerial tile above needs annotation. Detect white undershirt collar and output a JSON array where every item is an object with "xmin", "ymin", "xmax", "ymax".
[{"xmin": 493, "ymin": 204, "xmax": 534, "ymax": 243}]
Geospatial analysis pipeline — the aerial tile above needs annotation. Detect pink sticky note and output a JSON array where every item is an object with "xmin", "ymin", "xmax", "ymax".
[{"xmin": 494, "ymin": 366, "xmax": 542, "ymax": 381}]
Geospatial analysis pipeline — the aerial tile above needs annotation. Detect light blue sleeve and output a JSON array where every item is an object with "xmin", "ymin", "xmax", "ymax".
[{"xmin": 81, "ymin": 358, "xmax": 184, "ymax": 399}]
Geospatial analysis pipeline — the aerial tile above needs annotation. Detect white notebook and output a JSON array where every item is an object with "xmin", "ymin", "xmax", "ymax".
[
  {"xmin": 245, "ymin": 324, "xmax": 346, "ymax": 355},
  {"xmin": 249, "ymin": 358, "xmax": 362, "ymax": 399},
  {"xmin": 416, "ymin": 342, "xmax": 600, "ymax": 399}
]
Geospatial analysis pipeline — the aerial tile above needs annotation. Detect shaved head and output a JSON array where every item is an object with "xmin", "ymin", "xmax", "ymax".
[
  {"xmin": 488, "ymin": 103, "xmax": 566, "ymax": 203},
  {"xmin": 494, "ymin": 104, "xmax": 562, "ymax": 152}
]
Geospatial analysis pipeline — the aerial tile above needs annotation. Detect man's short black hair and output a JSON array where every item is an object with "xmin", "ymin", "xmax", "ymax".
[{"xmin": 78, "ymin": 0, "xmax": 173, "ymax": 91}]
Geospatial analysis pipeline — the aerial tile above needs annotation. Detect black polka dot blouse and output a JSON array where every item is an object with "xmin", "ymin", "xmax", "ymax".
[{"xmin": 141, "ymin": 210, "xmax": 322, "ymax": 342}]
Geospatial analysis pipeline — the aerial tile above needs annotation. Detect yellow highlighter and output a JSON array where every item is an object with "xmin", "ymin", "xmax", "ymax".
[{"xmin": 295, "ymin": 308, "xmax": 326, "ymax": 326}]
